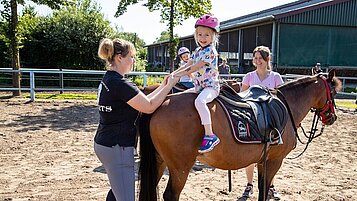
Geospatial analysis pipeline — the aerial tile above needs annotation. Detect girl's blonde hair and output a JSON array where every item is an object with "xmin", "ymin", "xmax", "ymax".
[
  {"xmin": 98, "ymin": 38, "xmax": 136, "ymax": 68},
  {"xmin": 253, "ymin": 46, "xmax": 272, "ymax": 70},
  {"xmin": 193, "ymin": 27, "xmax": 219, "ymax": 48}
]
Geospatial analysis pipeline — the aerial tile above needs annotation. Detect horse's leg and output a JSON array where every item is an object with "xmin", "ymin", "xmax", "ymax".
[
  {"xmin": 163, "ymin": 165, "xmax": 192, "ymax": 201},
  {"xmin": 257, "ymin": 159, "xmax": 283, "ymax": 201},
  {"xmin": 156, "ymin": 157, "xmax": 166, "ymax": 185}
]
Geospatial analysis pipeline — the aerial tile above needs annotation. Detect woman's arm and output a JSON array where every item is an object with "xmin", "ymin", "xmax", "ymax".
[
  {"xmin": 275, "ymin": 73, "xmax": 284, "ymax": 86},
  {"xmin": 173, "ymin": 60, "xmax": 193, "ymax": 74},
  {"xmin": 241, "ymin": 84, "xmax": 249, "ymax": 91},
  {"xmin": 127, "ymin": 76, "xmax": 179, "ymax": 114},
  {"xmin": 146, "ymin": 77, "xmax": 167, "ymax": 99},
  {"xmin": 173, "ymin": 60, "xmax": 206, "ymax": 78},
  {"xmin": 241, "ymin": 73, "xmax": 250, "ymax": 92}
]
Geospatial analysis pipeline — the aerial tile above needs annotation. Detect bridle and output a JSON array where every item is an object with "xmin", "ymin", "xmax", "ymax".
[
  {"xmin": 277, "ymin": 74, "xmax": 337, "ymax": 159},
  {"xmin": 316, "ymin": 74, "xmax": 336, "ymax": 124}
]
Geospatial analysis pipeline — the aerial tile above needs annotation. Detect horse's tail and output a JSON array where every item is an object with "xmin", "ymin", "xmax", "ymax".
[{"xmin": 138, "ymin": 113, "xmax": 158, "ymax": 201}]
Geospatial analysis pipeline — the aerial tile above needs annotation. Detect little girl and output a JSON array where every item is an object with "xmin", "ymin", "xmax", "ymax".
[
  {"xmin": 173, "ymin": 14, "xmax": 220, "ymax": 153},
  {"xmin": 177, "ymin": 47, "xmax": 194, "ymax": 89}
]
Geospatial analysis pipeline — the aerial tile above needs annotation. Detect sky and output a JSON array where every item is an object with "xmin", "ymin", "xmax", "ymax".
[{"xmin": 22, "ymin": 0, "xmax": 297, "ymax": 44}]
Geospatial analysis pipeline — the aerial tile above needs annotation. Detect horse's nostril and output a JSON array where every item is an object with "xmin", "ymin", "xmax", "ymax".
[{"xmin": 327, "ymin": 115, "xmax": 337, "ymax": 125}]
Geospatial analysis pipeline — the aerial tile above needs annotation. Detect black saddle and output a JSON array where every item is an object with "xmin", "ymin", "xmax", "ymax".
[
  {"xmin": 172, "ymin": 82, "xmax": 193, "ymax": 93},
  {"xmin": 217, "ymin": 83, "xmax": 288, "ymax": 144}
]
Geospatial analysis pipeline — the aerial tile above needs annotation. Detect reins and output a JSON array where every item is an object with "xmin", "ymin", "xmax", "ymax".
[
  {"xmin": 276, "ymin": 75, "xmax": 334, "ymax": 159},
  {"xmin": 287, "ymin": 110, "xmax": 325, "ymax": 159}
]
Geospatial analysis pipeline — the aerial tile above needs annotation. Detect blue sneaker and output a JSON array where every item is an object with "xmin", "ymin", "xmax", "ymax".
[{"xmin": 198, "ymin": 134, "xmax": 220, "ymax": 153}]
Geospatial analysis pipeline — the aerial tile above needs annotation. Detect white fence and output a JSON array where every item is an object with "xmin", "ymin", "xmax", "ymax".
[
  {"xmin": 0, "ymin": 68, "xmax": 356, "ymax": 102},
  {"xmin": 0, "ymin": 68, "xmax": 169, "ymax": 102}
]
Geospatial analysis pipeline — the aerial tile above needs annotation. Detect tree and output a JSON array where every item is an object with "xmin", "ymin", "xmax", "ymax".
[
  {"xmin": 113, "ymin": 31, "xmax": 147, "ymax": 71},
  {"xmin": 19, "ymin": 0, "xmax": 114, "ymax": 70},
  {"xmin": 1, "ymin": 0, "xmax": 148, "ymax": 72},
  {"xmin": 116, "ymin": 0, "xmax": 212, "ymax": 72},
  {"xmin": 154, "ymin": 30, "xmax": 178, "ymax": 43},
  {"xmin": 17, "ymin": 3, "xmax": 147, "ymax": 71},
  {"xmin": 0, "ymin": 0, "xmax": 71, "ymax": 96},
  {"xmin": 0, "ymin": 9, "xmax": 10, "ymax": 68}
]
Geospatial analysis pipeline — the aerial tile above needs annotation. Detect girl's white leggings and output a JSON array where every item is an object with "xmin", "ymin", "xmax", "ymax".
[{"xmin": 193, "ymin": 87, "xmax": 219, "ymax": 125}]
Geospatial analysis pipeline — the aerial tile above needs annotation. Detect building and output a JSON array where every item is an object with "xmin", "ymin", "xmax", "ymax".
[{"xmin": 146, "ymin": 0, "xmax": 357, "ymax": 75}]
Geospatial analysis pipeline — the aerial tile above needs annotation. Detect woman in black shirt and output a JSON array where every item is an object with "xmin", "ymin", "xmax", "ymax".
[{"xmin": 94, "ymin": 38, "xmax": 178, "ymax": 200}]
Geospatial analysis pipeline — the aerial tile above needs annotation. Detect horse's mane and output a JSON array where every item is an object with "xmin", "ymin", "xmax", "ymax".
[
  {"xmin": 277, "ymin": 74, "xmax": 342, "ymax": 92},
  {"xmin": 277, "ymin": 76, "xmax": 317, "ymax": 91}
]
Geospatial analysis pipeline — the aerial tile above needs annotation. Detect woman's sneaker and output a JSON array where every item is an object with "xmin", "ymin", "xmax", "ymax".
[
  {"xmin": 198, "ymin": 134, "xmax": 220, "ymax": 153},
  {"xmin": 241, "ymin": 183, "xmax": 253, "ymax": 198},
  {"xmin": 268, "ymin": 185, "xmax": 281, "ymax": 200}
]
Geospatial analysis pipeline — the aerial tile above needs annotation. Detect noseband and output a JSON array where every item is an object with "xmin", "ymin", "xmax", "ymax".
[{"xmin": 316, "ymin": 75, "xmax": 336, "ymax": 124}]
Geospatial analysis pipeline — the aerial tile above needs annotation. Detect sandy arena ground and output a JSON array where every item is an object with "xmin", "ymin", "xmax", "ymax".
[{"xmin": 0, "ymin": 98, "xmax": 356, "ymax": 201}]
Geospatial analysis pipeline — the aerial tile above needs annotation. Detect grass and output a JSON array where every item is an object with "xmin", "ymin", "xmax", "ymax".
[
  {"xmin": 335, "ymin": 100, "xmax": 357, "ymax": 109},
  {"xmin": 23, "ymin": 93, "xmax": 97, "ymax": 100},
  {"xmin": 1, "ymin": 92, "xmax": 356, "ymax": 109}
]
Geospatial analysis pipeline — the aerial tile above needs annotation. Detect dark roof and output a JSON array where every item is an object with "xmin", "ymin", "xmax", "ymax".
[
  {"xmin": 147, "ymin": 0, "xmax": 354, "ymax": 46},
  {"xmin": 220, "ymin": 0, "xmax": 349, "ymax": 30}
]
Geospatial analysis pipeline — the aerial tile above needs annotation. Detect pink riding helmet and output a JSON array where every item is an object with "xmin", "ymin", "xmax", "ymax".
[
  {"xmin": 195, "ymin": 14, "xmax": 220, "ymax": 32},
  {"xmin": 177, "ymin": 47, "xmax": 190, "ymax": 56}
]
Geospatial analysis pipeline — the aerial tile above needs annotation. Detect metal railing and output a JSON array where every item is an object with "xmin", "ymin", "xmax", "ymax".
[
  {"xmin": 1, "ymin": 68, "xmax": 356, "ymax": 102},
  {"xmin": 0, "ymin": 68, "xmax": 169, "ymax": 102}
]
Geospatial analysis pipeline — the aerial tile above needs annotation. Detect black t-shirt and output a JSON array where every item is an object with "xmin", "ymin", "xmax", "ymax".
[{"xmin": 94, "ymin": 71, "xmax": 139, "ymax": 147}]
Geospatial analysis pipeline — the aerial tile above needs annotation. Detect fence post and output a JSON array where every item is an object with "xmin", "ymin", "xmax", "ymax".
[
  {"xmin": 30, "ymin": 71, "xmax": 35, "ymax": 102},
  {"xmin": 59, "ymin": 68, "xmax": 64, "ymax": 94},
  {"xmin": 143, "ymin": 74, "xmax": 147, "ymax": 87}
]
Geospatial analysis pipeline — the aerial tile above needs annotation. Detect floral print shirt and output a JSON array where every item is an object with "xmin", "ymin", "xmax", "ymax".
[{"xmin": 191, "ymin": 45, "xmax": 220, "ymax": 93}]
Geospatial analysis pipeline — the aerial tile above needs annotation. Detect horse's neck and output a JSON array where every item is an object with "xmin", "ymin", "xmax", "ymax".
[{"xmin": 279, "ymin": 79, "xmax": 322, "ymax": 126}]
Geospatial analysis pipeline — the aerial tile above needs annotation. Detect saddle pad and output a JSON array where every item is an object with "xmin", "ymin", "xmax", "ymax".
[
  {"xmin": 216, "ymin": 97, "xmax": 264, "ymax": 143},
  {"xmin": 216, "ymin": 95, "xmax": 288, "ymax": 144}
]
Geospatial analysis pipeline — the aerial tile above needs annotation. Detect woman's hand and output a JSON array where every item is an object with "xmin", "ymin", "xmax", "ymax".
[
  {"xmin": 171, "ymin": 71, "xmax": 184, "ymax": 79},
  {"xmin": 162, "ymin": 74, "xmax": 179, "ymax": 87},
  {"xmin": 167, "ymin": 74, "xmax": 180, "ymax": 87}
]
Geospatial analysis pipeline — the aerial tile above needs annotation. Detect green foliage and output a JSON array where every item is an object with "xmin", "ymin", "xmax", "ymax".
[
  {"xmin": 146, "ymin": 63, "xmax": 164, "ymax": 72},
  {"xmin": 134, "ymin": 57, "xmax": 147, "ymax": 72},
  {"xmin": 154, "ymin": 30, "xmax": 179, "ymax": 43},
  {"xmin": 0, "ymin": 2, "xmax": 10, "ymax": 67},
  {"xmin": 344, "ymin": 87, "xmax": 357, "ymax": 93},
  {"xmin": 112, "ymin": 31, "xmax": 147, "ymax": 71},
  {"xmin": 130, "ymin": 75, "xmax": 164, "ymax": 87},
  {"xmin": 0, "ymin": 0, "xmax": 148, "ymax": 71},
  {"xmin": 116, "ymin": 0, "xmax": 212, "ymax": 27},
  {"xmin": 116, "ymin": 0, "xmax": 212, "ymax": 71},
  {"xmin": 0, "ymin": 20, "xmax": 10, "ymax": 67},
  {"xmin": 20, "ymin": 0, "xmax": 114, "ymax": 69}
]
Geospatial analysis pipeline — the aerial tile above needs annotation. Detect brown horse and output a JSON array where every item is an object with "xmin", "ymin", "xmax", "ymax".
[
  {"xmin": 141, "ymin": 79, "xmax": 241, "ymax": 95},
  {"xmin": 138, "ymin": 70, "xmax": 341, "ymax": 201}
]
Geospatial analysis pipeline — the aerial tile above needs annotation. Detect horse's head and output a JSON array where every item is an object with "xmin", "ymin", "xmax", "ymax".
[
  {"xmin": 221, "ymin": 79, "xmax": 241, "ymax": 93},
  {"xmin": 314, "ymin": 69, "xmax": 342, "ymax": 125}
]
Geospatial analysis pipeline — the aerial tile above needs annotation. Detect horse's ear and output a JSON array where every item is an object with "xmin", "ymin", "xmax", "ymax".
[{"xmin": 328, "ymin": 69, "xmax": 336, "ymax": 80}]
